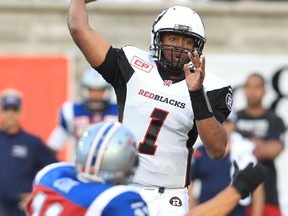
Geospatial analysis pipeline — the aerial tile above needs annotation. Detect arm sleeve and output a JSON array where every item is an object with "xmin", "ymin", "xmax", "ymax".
[
  {"xmin": 207, "ymin": 86, "xmax": 233, "ymax": 123},
  {"xmin": 269, "ymin": 114, "xmax": 286, "ymax": 142},
  {"xmin": 94, "ymin": 46, "xmax": 134, "ymax": 88},
  {"xmin": 47, "ymin": 126, "xmax": 69, "ymax": 151},
  {"xmin": 47, "ymin": 103, "xmax": 71, "ymax": 151},
  {"xmin": 94, "ymin": 46, "xmax": 135, "ymax": 122}
]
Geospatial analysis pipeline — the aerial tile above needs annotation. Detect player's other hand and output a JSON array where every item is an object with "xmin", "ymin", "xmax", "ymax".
[
  {"xmin": 183, "ymin": 50, "xmax": 206, "ymax": 92},
  {"xmin": 231, "ymin": 161, "xmax": 266, "ymax": 199}
]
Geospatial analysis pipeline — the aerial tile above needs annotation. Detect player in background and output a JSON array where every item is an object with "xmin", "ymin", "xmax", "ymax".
[
  {"xmin": 189, "ymin": 111, "xmax": 264, "ymax": 216},
  {"xmin": 186, "ymin": 161, "xmax": 266, "ymax": 216},
  {"xmin": 27, "ymin": 121, "xmax": 148, "ymax": 216},
  {"xmin": 235, "ymin": 73, "xmax": 286, "ymax": 216},
  {"xmin": 47, "ymin": 67, "xmax": 118, "ymax": 161},
  {"xmin": 68, "ymin": 2, "xmax": 233, "ymax": 215}
]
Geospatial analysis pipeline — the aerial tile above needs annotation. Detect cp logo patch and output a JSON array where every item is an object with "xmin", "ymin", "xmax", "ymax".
[
  {"xmin": 130, "ymin": 56, "xmax": 153, "ymax": 73},
  {"xmin": 169, "ymin": 196, "xmax": 182, "ymax": 207}
]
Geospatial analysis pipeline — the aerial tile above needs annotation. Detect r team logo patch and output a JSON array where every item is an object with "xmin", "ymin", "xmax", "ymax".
[
  {"xmin": 225, "ymin": 93, "xmax": 233, "ymax": 111},
  {"xmin": 163, "ymin": 80, "xmax": 173, "ymax": 87},
  {"xmin": 169, "ymin": 196, "xmax": 182, "ymax": 207},
  {"xmin": 130, "ymin": 56, "xmax": 153, "ymax": 73}
]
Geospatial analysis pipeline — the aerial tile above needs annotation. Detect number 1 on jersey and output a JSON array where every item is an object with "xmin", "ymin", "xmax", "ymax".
[{"xmin": 138, "ymin": 108, "xmax": 168, "ymax": 155}]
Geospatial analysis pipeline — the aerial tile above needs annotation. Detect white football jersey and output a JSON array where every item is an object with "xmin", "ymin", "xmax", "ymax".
[
  {"xmin": 96, "ymin": 46, "xmax": 232, "ymax": 188},
  {"xmin": 122, "ymin": 46, "xmax": 194, "ymax": 188}
]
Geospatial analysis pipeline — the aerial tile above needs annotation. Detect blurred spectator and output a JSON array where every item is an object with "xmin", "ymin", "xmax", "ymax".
[
  {"xmin": 235, "ymin": 73, "xmax": 286, "ymax": 216},
  {"xmin": 0, "ymin": 88, "xmax": 58, "ymax": 216},
  {"xmin": 189, "ymin": 111, "xmax": 264, "ymax": 216},
  {"xmin": 47, "ymin": 68, "xmax": 118, "ymax": 161}
]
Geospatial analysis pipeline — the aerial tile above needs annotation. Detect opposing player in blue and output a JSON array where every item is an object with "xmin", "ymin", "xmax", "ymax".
[
  {"xmin": 27, "ymin": 121, "xmax": 148, "ymax": 216},
  {"xmin": 48, "ymin": 68, "xmax": 118, "ymax": 161}
]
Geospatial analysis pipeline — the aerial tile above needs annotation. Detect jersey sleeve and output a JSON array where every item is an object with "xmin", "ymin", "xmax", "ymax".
[
  {"xmin": 94, "ymin": 46, "xmax": 134, "ymax": 89},
  {"xmin": 269, "ymin": 113, "xmax": 286, "ymax": 143},
  {"xmin": 94, "ymin": 46, "xmax": 135, "ymax": 122},
  {"xmin": 47, "ymin": 102, "xmax": 73, "ymax": 151},
  {"xmin": 59, "ymin": 101, "xmax": 74, "ymax": 132},
  {"xmin": 47, "ymin": 126, "xmax": 69, "ymax": 151},
  {"xmin": 203, "ymin": 72, "xmax": 233, "ymax": 123},
  {"xmin": 207, "ymin": 86, "xmax": 233, "ymax": 123}
]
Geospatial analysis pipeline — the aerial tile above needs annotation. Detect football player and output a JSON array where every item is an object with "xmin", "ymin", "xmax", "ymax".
[
  {"xmin": 48, "ymin": 67, "xmax": 118, "ymax": 161},
  {"xmin": 68, "ymin": 2, "xmax": 232, "ymax": 215},
  {"xmin": 27, "ymin": 121, "xmax": 148, "ymax": 216}
]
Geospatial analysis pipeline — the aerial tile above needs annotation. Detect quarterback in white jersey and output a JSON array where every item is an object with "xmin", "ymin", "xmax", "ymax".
[{"xmin": 68, "ymin": 4, "xmax": 232, "ymax": 216}]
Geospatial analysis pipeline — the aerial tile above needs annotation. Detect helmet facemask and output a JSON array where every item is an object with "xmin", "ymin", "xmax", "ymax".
[
  {"xmin": 80, "ymin": 67, "xmax": 112, "ymax": 113},
  {"xmin": 81, "ymin": 87, "xmax": 110, "ymax": 113},
  {"xmin": 152, "ymin": 30, "xmax": 205, "ymax": 74},
  {"xmin": 150, "ymin": 6, "xmax": 206, "ymax": 75}
]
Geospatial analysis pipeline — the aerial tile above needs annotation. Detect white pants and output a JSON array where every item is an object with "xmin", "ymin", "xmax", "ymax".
[{"xmin": 129, "ymin": 185, "xmax": 189, "ymax": 216}]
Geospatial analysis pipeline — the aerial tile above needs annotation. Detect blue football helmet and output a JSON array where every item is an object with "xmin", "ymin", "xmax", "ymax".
[{"xmin": 75, "ymin": 121, "xmax": 139, "ymax": 185}]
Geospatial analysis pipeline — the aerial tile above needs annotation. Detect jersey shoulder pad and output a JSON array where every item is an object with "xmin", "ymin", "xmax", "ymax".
[
  {"xmin": 34, "ymin": 162, "xmax": 74, "ymax": 184},
  {"xmin": 204, "ymin": 72, "xmax": 231, "ymax": 91}
]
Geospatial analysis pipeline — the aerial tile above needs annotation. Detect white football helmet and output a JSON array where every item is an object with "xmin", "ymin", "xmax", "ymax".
[
  {"xmin": 75, "ymin": 121, "xmax": 139, "ymax": 185},
  {"xmin": 150, "ymin": 6, "xmax": 206, "ymax": 74},
  {"xmin": 81, "ymin": 68, "xmax": 112, "ymax": 112}
]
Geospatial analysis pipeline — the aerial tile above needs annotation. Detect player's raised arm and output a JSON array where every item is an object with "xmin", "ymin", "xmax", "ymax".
[
  {"xmin": 68, "ymin": 0, "xmax": 111, "ymax": 68},
  {"xmin": 184, "ymin": 51, "xmax": 228, "ymax": 159}
]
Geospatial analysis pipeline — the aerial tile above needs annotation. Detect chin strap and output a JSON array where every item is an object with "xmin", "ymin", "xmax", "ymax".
[{"xmin": 157, "ymin": 60, "xmax": 183, "ymax": 75}]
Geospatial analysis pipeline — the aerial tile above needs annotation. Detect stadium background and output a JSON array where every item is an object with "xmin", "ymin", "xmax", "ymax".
[{"xmin": 0, "ymin": 0, "xmax": 287, "ymax": 214}]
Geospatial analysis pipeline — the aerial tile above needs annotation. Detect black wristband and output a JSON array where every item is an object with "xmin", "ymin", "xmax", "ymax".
[{"xmin": 189, "ymin": 86, "xmax": 213, "ymax": 120}]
